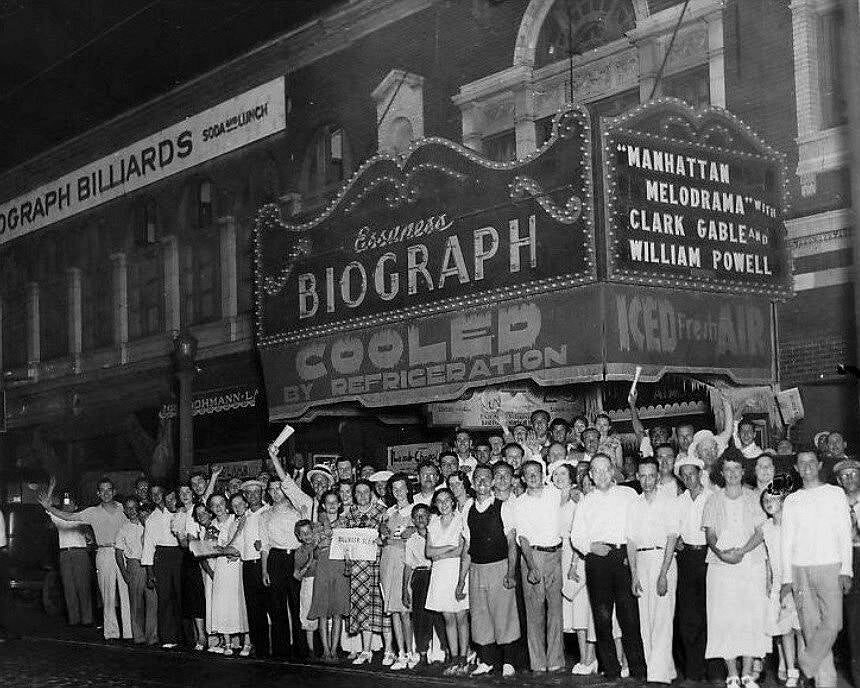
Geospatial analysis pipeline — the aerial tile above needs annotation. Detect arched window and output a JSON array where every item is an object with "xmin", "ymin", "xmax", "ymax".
[
  {"xmin": 301, "ymin": 124, "xmax": 353, "ymax": 202},
  {"xmin": 535, "ymin": 0, "xmax": 636, "ymax": 68}
]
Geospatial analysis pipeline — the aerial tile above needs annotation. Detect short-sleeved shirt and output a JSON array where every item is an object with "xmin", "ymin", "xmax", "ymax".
[
  {"xmin": 404, "ymin": 532, "xmax": 431, "ymax": 569},
  {"xmin": 626, "ymin": 492, "xmax": 679, "ymax": 549},
  {"xmin": 50, "ymin": 514, "xmax": 89, "ymax": 549},
  {"xmin": 239, "ymin": 504, "xmax": 270, "ymax": 561},
  {"xmin": 512, "ymin": 484, "xmax": 563, "ymax": 548},
  {"xmin": 569, "ymin": 484, "xmax": 639, "ymax": 554},
  {"xmin": 676, "ymin": 487, "xmax": 713, "ymax": 546},
  {"xmin": 115, "ymin": 521, "xmax": 145, "ymax": 560},
  {"xmin": 76, "ymin": 503, "xmax": 128, "ymax": 547},
  {"xmin": 701, "ymin": 488, "xmax": 766, "ymax": 564}
]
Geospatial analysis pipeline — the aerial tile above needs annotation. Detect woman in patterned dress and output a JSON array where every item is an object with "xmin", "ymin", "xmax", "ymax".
[{"xmin": 343, "ymin": 479, "xmax": 387, "ymax": 664}]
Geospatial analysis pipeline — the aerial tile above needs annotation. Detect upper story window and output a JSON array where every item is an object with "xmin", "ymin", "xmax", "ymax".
[
  {"xmin": 198, "ymin": 180, "xmax": 214, "ymax": 228},
  {"xmin": 662, "ymin": 65, "xmax": 711, "ymax": 110},
  {"xmin": 182, "ymin": 234, "xmax": 221, "ymax": 326},
  {"xmin": 483, "ymin": 129, "xmax": 517, "ymax": 162},
  {"xmin": 138, "ymin": 198, "xmax": 158, "ymax": 245},
  {"xmin": 818, "ymin": 8, "xmax": 846, "ymax": 129},
  {"xmin": 535, "ymin": 0, "xmax": 636, "ymax": 68},
  {"xmin": 301, "ymin": 125, "xmax": 353, "ymax": 203},
  {"xmin": 40, "ymin": 278, "xmax": 68, "ymax": 361},
  {"xmin": 128, "ymin": 246, "xmax": 163, "ymax": 340}
]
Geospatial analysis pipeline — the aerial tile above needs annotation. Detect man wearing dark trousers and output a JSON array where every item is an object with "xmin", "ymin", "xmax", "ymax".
[
  {"xmin": 268, "ymin": 448, "xmax": 316, "ymax": 660},
  {"xmin": 673, "ymin": 455, "xmax": 712, "ymax": 684},
  {"xmin": 142, "ymin": 484, "xmax": 182, "ymax": 649},
  {"xmin": 836, "ymin": 458, "xmax": 860, "ymax": 688},
  {"xmin": 239, "ymin": 479, "xmax": 271, "ymax": 658},
  {"xmin": 570, "ymin": 453, "xmax": 646, "ymax": 680}
]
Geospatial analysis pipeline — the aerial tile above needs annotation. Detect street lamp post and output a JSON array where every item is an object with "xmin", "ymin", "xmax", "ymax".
[{"xmin": 172, "ymin": 331, "xmax": 198, "ymax": 472}]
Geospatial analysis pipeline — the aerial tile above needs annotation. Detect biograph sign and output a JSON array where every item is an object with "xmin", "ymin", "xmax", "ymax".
[
  {"xmin": 0, "ymin": 77, "xmax": 286, "ymax": 244},
  {"xmin": 255, "ymin": 106, "xmax": 596, "ymax": 346},
  {"xmin": 602, "ymin": 100, "xmax": 792, "ymax": 299}
]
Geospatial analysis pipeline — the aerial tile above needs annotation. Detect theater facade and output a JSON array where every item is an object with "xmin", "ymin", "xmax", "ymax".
[{"xmin": 0, "ymin": 0, "xmax": 850, "ymax": 490}]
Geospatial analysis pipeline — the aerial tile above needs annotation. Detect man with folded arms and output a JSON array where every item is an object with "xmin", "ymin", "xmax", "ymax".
[
  {"xmin": 781, "ymin": 451, "xmax": 853, "ymax": 688},
  {"xmin": 674, "ymin": 454, "xmax": 712, "ymax": 685},
  {"xmin": 456, "ymin": 465, "xmax": 520, "ymax": 677},
  {"xmin": 41, "ymin": 476, "xmax": 131, "ymax": 641},
  {"xmin": 570, "ymin": 454, "xmax": 646, "ymax": 680},
  {"xmin": 627, "ymin": 458, "xmax": 680, "ymax": 684},
  {"xmin": 511, "ymin": 460, "xmax": 565, "ymax": 672}
]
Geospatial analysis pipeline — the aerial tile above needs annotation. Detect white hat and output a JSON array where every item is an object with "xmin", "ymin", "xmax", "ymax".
[
  {"xmin": 673, "ymin": 455, "xmax": 705, "ymax": 477},
  {"xmin": 240, "ymin": 479, "xmax": 265, "ymax": 491},
  {"xmin": 306, "ymin": 464, "xmax": 334, "ymax": 485},
  {"xmin": 686, "ymin": 429, "xmax": 725, "ymax": 462},
  {"xmin": 368, "ymin": 470, "xmax": 394, "ymax": 483}
]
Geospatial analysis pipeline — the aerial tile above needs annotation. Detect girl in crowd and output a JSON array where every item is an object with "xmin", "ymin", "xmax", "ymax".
[
  {"xmin": 760, "ymin": 480, "xmax": 803, "ymax": 687},
  {"xmin": 293, "ymin": 520, "xmax": 318, "ymax": 659},
  {"xmin": 380, "ymin": 473, "xmax": 417, "ymax": 670},
  {"xmin": 343, "ymin": 479, "xmax": 388, "ymax": 665},
  {"xmin": 703, "ymin": 448, "xmax": 769, "ymax": 688},
  {"xmin": 567, "ymin": 469, "xmax": 599, "ymax": 675},
  {"xmin": 425, "ymin": 488, "xmax": 470, "ymax": 677},
  {"xmin": 335, "ymin": 480, "xmax": 363, "ymax": 659},
  {"xmin": 207, "ymin": 493, "xmax": 249, "ymax": 656},
  {"xmin": 175, "ymin": 483, "xmax": 207, "ymax": 651},
  {"xmin": 308, "ymin": 490, "xmax": 350, "ymax": 662},
  {"xmin": 193, "ymin": 503, "xmax": 218, "ymax": 651},
  {"xmin": 446, "ymin": 470, "xmax": 474, "ymax": 515}
]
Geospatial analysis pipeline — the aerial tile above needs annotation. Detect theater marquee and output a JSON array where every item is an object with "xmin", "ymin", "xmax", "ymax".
[
  {"xmin": 255, "ymin": 107, "xmax": 596, "ymax": 346},
  {"xmin": 601, "ymin": 99, "xmax": 792, "ymax": 300}
]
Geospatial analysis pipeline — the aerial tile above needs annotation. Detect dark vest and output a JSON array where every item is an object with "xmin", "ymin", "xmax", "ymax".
[{"xmin": 467, "ymin": 498, "xmax": 508, "ymax": 564}]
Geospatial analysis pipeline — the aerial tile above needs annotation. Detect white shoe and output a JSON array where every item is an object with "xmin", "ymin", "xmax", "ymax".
[
  {"xmin": 406, "ymin": 652, "xmax": 420, "ymax": 670},
  {"xmin": 571, "ymin": 660, "xmax": 598, "ymax": 675},
  {"xmin": 352, "ymin": 650, "xmax": 372, "ymax": 665},
  {"xmin": 207, "ymin": 646, "xmax": 225, "ymax": 654},
  {"xmin": 786, "ymin": 669, "xmax": 800, "ymax": 688},
  {"xmin": 382, "ymin": 650, "xmax": 396, "ymax": 666},
  {"xmin": 161, "ymin": 643, "xmax": 177, "ymax": 649},
  {"xmin": 741, "ymin": 675, "xmax": 760, "ymax": 688},
  {"xmin": 239, "ymin": 645, "xmax": 251, "ymax": 657},
  {"xmin": 502, "ymin": 663, "xmax": 515, "ymax": 677},
  {"xmin": 621, "ymin": 667, "xmax": 630, "ymax": 678},
  {"xmin": 390, "ymin": 653, "xmax": 409, "ymax": 671},
  {"xmin": 467, "ymin": 649, "xmax": 477, "ymax": 664},
  {"xmin": 470, "ymin": 662, "xmax": 494, "ymax": 677}
]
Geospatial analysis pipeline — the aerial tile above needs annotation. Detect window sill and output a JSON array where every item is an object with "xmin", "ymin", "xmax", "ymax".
[{"xmin": 796, "ymin": 125, "xmax": 848, "ymax": 196}]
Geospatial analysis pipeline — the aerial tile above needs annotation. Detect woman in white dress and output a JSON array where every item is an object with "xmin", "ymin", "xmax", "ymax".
[
  {"xmin": 425, "ymin": 488, "xmax": 469, "ymax": 676},
  {"xmin": 703, "ymin": 448, "xmax": 769, "ymax": 688},
  {"xmin": 207, "ymin": 493, "xmax": 249, "ymax": 655},
  {"xmin": 192, "ymin": 503, "xmax": 217, "ymax": 646}
]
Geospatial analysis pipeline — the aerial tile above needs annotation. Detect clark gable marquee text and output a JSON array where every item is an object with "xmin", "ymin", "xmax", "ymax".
[
  {"xmin": 602, "ymin": 100, "xmax": 792, "ymax": 299},
  {"xmin": 255, "ymin": 107, "xmax": 595, "ymax": 346}
]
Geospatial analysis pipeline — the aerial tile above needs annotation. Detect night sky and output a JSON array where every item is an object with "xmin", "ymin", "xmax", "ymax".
[{"xmin": 0, "ymin": 0, "xmax": 341, "ymax": 174}]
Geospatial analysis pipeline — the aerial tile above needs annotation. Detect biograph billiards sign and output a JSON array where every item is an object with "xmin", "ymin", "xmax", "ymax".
[
  {"xmin": 254, "ymin": 107, "xmax": 595, "ymax": 346},
  {"xmin": 601, "ymin": 100, "xmax": 792, "ymax": 299}
]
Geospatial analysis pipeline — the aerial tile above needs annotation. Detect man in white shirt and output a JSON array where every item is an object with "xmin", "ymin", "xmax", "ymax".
[
  {"xmin": 512, "ymin": 460, "xmax": 565, "ymax": 672},
  {"xmin": 673, "ymin": 454, "xmax": 711, "ymax": 683},
  {"xmin": 734, "ymin": 418, "xmax": 763, "ymax": 460},
  {"xmin": 454, "ymin": 430, "xmax": 478, "ymax": 477},
  {"xmin": 240, "ymin": 479, "xmax": 271, "ymax": 658},
  {"xmin": 141, "ymin": 484, "xmax": 182, "ymax": 648},
  {"xmin": 49, "ymin": 493, "xmax": 93, "ymax": 627},
  {"xmin": 456, "ymin": 465, "xmax": 520, "ymax": 677},
  {"xmin": 570, "ymin": 453, "xmax": 646, "ymax": 680},
  {"xmin": 414, "ymin": 461, "xmax": 441, "ymax": 506},
  {"xmin": 654, "ymin": 444, "xmax": 681, "ymax": 501},
  {"xmin": 627, "ymin": 458, "xmax": 680, "ymax": 684},
  {"xmin": 835, "ymin": 458, "xmax": 860, "ymax": 687},
  {"xmin": 41, "ymin": 476, "xmax": 131, "ymax": 640},
  {"xmin": 115, "ymin": 497, "xmax": 158, "ymax": 645},
  {"xmin": 781, "ymin": 451, "xmax": 853, "ymax": 688}
]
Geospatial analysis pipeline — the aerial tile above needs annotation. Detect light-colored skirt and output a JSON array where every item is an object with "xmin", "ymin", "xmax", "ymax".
[
  {"xmin": 426, "ymin": 557, "xmax": 469, "ymax": 613},
  {"xmin": 706, "ymin": 559, "xmax": 769, "ymax": 658},
  {"xmin": 380, "ymin": 545, "xmax": 407, "ymax": 613},
  {"xmin": 766, "ymin": 583, "xmax": 800, "ymax": 636},
  {"xmin": 210, "ymin": 556, "xmax": 248, "ymax": 635}
]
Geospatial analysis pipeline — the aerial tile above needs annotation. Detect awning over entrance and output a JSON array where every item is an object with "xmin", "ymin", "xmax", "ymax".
[{"xmin": 261, "ymin": 283, "xmax": 773, "ymax": 420}]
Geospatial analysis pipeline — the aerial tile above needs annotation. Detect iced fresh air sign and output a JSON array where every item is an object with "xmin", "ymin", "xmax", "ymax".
[
  {"xmin": 602, "ymin": 101, "xmax": 792, "ymax": 299},
  {"xmin": 0, "ymin": 76, "xmax": 286, "ymax": 244}
]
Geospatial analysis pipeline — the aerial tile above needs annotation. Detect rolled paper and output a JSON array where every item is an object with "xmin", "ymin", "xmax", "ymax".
[
  {"xmin": 272, "ymin": 424, "xmax": 295, "ymax": 449},
  {"xmin": 630, "ymin": 365, "xmax": 642, "ymax": 396}
]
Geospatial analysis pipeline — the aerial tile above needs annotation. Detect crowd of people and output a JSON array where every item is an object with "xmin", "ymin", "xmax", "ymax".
[{"xmin": 28, "ymin": 388, "xmax": 860, "ymax": 688}]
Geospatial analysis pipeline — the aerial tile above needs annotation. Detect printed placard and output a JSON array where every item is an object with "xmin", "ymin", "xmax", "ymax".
[{"xmin": 329, "ymin": 527, "xmax": 379, "ymax": 561}]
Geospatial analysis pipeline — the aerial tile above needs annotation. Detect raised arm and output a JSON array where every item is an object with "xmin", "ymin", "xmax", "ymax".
[
  {"xmin": 628, "ymin": 387, "xmax": 645, "ymax": 445},
  {"xmin": 202, "ymin": 465, "xmax": 223, "ymax": 503},
  {"xmin": 269, "ymin": 445, "xmax": 313, "ymax": 514},
  {"xmin": 38, "ymin": 478, "xmax": 86, "ymax": 523},
  {"xmin": 715, "ymin": 391, "xmax": 734, "ymax": 446}
]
